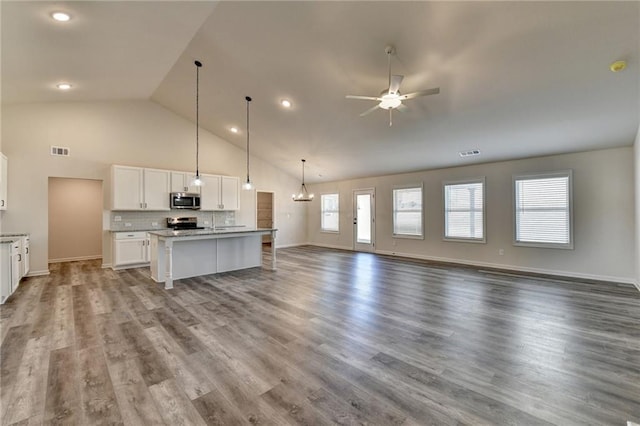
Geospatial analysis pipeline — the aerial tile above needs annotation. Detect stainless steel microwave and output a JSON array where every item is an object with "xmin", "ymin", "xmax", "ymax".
[{"xmin": 170, "ymin": 192, "xmax": 201, "ymax": 210}]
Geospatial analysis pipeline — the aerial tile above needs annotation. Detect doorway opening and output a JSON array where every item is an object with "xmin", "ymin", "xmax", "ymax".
[
  {"xmin": 353, "ymin": 188, "xmax": 375, "ymax": 252},
  {"xmin": 48, "ymin": 177, "xmax": 103, "ymax": 263},
  {"xmin": 256, "ymin": 191, "xmax": 275, "ymax": 247}
]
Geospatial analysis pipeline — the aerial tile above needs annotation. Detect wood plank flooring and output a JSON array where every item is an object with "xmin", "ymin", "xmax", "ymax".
[{"xmin": 1, "ymin": 245, "xmax": 639, "ymax": 425}]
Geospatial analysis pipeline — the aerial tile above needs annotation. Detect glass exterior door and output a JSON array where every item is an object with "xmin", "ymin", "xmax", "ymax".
[{"xmin": 353, "ymin": 189, "xmax": 375, "ymax": 252}]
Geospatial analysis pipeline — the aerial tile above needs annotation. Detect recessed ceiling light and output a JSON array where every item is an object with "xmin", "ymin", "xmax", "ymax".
[
  {"xmin": 610, "ymin": 60, "xmax": 626, "ymax": 73},
  {"xmin": 230, "ymin": 127, "xmax": 239, "ymax": 133},
  {"xmin": 281, "ymin": 99, "xmax": 292, "ymax": 108},
  {"xmin": 51, "ymin": 12, "xmax": 71, "ymax": 22},
  {"xmin": 56, "ymin": 83, "xmax": 72, "ymax": 90}
]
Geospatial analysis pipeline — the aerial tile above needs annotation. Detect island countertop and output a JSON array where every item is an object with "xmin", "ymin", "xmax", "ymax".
[{"xmin": 148, "ymin": 227, "xmax": 277, "ymax": 239}]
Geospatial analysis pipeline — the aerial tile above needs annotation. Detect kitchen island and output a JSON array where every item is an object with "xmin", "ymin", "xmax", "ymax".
[{"xmin": 148, "ymin": 228, "xmax": 277, "ymax": 289}]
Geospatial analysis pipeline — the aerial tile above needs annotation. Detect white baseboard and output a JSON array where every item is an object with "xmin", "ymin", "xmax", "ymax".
[
  {"xmin": 49, "ymin": 255, "xmax": 102, "ymax": 263},
  {"xmin": 307, "ymin": 242, "xmax": 353, "ymax": 251},
  {"xmin": 274, "ymin": 242, "xmax": 308, "ymax": 249},
  {"xmin": 25, "ymin": 269, "xmax": 50, "ymax": 277},
  {"xmin": 101, "ymin": 263, "xmax": 112, "ymax": 269},
  {"xmin": 370, "ymin": 249, "xmax": 636, "ymax": 285}
]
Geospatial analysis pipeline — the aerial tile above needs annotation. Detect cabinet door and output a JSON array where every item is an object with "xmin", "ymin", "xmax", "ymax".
[
  {"xmin": 145, "ymin": 234, "xmax": 151, "ymax": 262},
  {"xmin": 22, "ymin": 238, "xmax": 30, "ymax": 277},
  {"xmin": 1, "ymin": 153, "xmax": 8, "ymax": 210},
  {"xmin": 221, "ymin": 176, "xmax": 240, "ymax": 210},
  {"xmin": 112, "ymin": 166, "xmax": 143, "ymax": 210},
  {"xmin": 114, "ymin": 239, "xmax": 146, "ymax": 265},
  {"xmin": 143, "ymin": 168, "xmax": 170, "ymax": 210},
  {"xmin": 171, "ymin": 171, "xmax": 201, "ymax": 194},
  {"xmin": 200, "ymin": 174, "xmax": 222, "ymax": 210}
]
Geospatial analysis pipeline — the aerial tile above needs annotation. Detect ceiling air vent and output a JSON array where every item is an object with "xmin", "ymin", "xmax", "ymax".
[
  {"xmin": 51, "ymin": 146, "xmax": 70, "ymax": 156},
  {"xmin": 459, "ymin": 149, "xmax": 480, "ymax": 158}
]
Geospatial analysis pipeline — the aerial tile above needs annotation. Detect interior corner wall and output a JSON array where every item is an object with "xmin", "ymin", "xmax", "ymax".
[
  {"xmin": 307, "ymin": 147, "xmax": 635, "ymax": 284},
  {"xmin": 635, "ymin": 127, "xmax": 640, "ymax": 290},
  {"xmin": 2, "ymin": 100, "xmax": 307, "ymax": 274}
]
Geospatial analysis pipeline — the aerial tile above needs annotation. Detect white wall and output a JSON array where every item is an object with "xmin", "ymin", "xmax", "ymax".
[
  {"xmin": 2, "ymin": 100, "xmax": 307, "ymax": 274},
  {"xmin": 308, "ymin": 147, "xmax": 636, "ymax": 284}
]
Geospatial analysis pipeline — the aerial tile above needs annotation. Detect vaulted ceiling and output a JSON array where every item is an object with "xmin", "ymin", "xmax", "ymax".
[{"xmin": 3, "ymin": 1, "xmax": 639, "ymax": 182}]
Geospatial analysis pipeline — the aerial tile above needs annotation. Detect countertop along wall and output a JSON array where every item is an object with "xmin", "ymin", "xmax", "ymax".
[
  {"xmin": 2, "ymin": 100, "xmax": 307, "ymax": 275},
  {"xmin": 308, "ymin": 147, "xmax": 636, "ymax": 284}
]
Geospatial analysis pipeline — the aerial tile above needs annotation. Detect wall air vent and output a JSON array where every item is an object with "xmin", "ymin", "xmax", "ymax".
[
  {"xmin": 459, "ymin": 149, "xmax": 480, "ymax": 158},
  {"xmin": 51, "ymin": 146, "xmax": 70, "ymax": 156}
]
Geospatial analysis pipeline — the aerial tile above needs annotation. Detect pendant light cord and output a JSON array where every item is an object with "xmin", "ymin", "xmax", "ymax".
[
  {"xmin": 195, "ymin": 60, "xmax": 202, "ymax": 178},
  {"xmin": 246, "ymin": 96, "xmax": 252, "ymax": 183}
]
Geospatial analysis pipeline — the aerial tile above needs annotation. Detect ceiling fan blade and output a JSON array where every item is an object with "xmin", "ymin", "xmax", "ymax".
[
  {"xmin": 346, "ymin": 95, "xmax": 381, "ymax": 101},
  {"xmin": 396, "ymin": 103, "xmax": 408, "ymax": 112},
  {"xmin": 389, "ymin": 75, "xmax": 403, "ymax": 95},
  {"xmin": 399, "ymin": 87, "xmax": 440, "ymax": 100},
  {"xmin": 360, "ymin": 104, "xmax": 381, "ymax": 117}
]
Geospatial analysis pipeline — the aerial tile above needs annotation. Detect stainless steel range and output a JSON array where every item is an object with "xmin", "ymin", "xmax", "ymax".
[{"xmin": 167, "ymin": 217, "xmax": 204, "ymax": 230}]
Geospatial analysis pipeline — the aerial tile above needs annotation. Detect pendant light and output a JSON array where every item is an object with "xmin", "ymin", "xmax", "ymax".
[
  {"xmin": 191, "ymin": 60, "xmax": 204, "ymax": 187},
  {"xmin": 242, "ymin": 96, "xmax": 254, "ymax": 190},
  {"xmin": 292, "ymin": 159, "xmax": 314, "ymax": 201}
]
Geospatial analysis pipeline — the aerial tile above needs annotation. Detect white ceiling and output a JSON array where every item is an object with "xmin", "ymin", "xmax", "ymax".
[{"xmin": 3, "ymin": 1, "xmax": 639, "ymax": 183}]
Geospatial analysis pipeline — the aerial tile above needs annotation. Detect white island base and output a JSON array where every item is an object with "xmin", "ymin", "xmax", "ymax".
[{"xmin": 149, "ymin": 228, "xmax": 276, "ymax": 289}]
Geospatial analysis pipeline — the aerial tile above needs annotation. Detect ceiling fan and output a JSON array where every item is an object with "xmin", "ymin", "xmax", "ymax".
[{"xmin": 346, "ymin": 45, "xmax": 440, "ymax": 126}]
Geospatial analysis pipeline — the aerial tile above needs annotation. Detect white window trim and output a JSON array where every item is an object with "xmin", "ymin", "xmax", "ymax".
[
  {"xmin": 392, "ymin": 183, "xmax": 424, "ymax": 240},
  {"xmin": 320, "ymin": 192, "xmax": 340, "ymax": 233},
  {"xmin": 442, "ymin": 177, "xmax": 486, "ymax": 243},
  {"xmin": 512, "ymin": 170, "xmax": 574, "ymax": 250}
]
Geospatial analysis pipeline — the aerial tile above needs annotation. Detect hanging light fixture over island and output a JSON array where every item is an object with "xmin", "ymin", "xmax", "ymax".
[
  {"xmin": 292, "ymin": 159, "xmax": 314, "ymax": 201},
  {"xmin": 191, "ymin": 60, "xmax": 204, "ymax": 187},
  {"xmin": 242, "ymin": 96, "xmax": 254, "ymax": 190}
]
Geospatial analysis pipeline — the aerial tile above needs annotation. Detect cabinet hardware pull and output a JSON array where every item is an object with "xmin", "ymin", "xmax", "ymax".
[{"xmin": 18, "ymin": 254, "xmax": 21, "ymax": 261}]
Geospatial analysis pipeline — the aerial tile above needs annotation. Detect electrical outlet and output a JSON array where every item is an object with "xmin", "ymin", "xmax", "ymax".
[
  {"xmin": 151, "ymin": 222, "xmax": 158, "ymax": 227},
  {"xmin": 114, "ymin": 216, "xmax": 122, "ymax": 222},
  {"xmin": 124, "ymin": 223, "xmax": 132, "ymax": 227},
  {"xmin": 498, "ymin": 249, "xmax": 504, "ymax": 256},
  {"xmin": 204, "ymin": 221, "xmax": 210, "ymax": 225}
]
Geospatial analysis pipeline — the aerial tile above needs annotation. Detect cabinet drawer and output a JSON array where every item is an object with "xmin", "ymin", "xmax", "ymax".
[{"xmin": 114, "ymin": 231, "xmax": 147, "ymax": 240}]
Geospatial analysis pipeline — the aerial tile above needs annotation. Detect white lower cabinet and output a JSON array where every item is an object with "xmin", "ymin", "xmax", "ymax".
[
  {"xmin": 112, "ymin": 232, "xmax": 150, "ymax": 269},
  {"xmin": 1, "ymin": 240, "xmax": 21, "ymax": 304},
  {"xmin": 21, "ymin": 236, "xmax": 30, "ymax": 278}
]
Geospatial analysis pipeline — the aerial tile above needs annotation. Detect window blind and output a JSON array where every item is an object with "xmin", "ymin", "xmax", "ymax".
[
  {"xmin": 444, "ymin": 181, "xmax": 484, "ymax": 240},
  {"xmin": 393, "ymin": 187, "xmax": 423, "ymax": 237},
  {"xmin": 321, "ymin": 193, "xmax": 339, "ymax": 232},
  {"xmin": 515, "ymin": 174, "xmax": 571, "ymax": 246}
]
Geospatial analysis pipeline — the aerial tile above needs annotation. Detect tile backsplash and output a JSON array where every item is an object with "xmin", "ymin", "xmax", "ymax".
[{"xmin": 109, "ymin": 210, "xmax": 235, "ymax": 231}]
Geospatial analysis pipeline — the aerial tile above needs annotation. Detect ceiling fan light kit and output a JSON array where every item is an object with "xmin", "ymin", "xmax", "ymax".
[{"xmin": 346, "ymin": 45, "xmax": 440, "ymax": 126}]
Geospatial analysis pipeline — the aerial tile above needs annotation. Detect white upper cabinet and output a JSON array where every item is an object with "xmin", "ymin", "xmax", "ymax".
[
  {"xmin": 221, "ymin": 176, "xmax": 240, "ymax": 210},
  {"xmin": 170, "ymin": 171, "xmax": 201, "ymax": 194},
  {"xmin": 0, "ymin": 153, "xmax": 7, "ymax": 210},
  {"xmin": 111, "ymin": 165, "xmax": 170, "ymax": 211},
  {"xmin": 200, "ymin": 174, "xmax": 239, "ymax": 211},
  {"xmin": 143, "ymin": 168, "xmax": 171, "ymax": 210}
]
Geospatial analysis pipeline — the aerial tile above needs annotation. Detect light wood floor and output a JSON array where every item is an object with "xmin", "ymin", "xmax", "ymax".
[{"xmin": 1, "ymin": 246, "xmax": 639, "ymax": 425}]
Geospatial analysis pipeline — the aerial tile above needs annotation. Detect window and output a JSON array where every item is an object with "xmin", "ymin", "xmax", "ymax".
[
  {"xmin": 514, "ymin": 171, "xmax": 573, "ymax": 248},
  {"xmin": 321, "ymin": 193, "xmax": 339, "ymax": 232},
  {"xmin": 444, "ymin": 178, "xmax": 485, "ymax": 242},
  {"xmin": 393, "ymin": 186, "xmax": 423, "ymax": 238}
]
